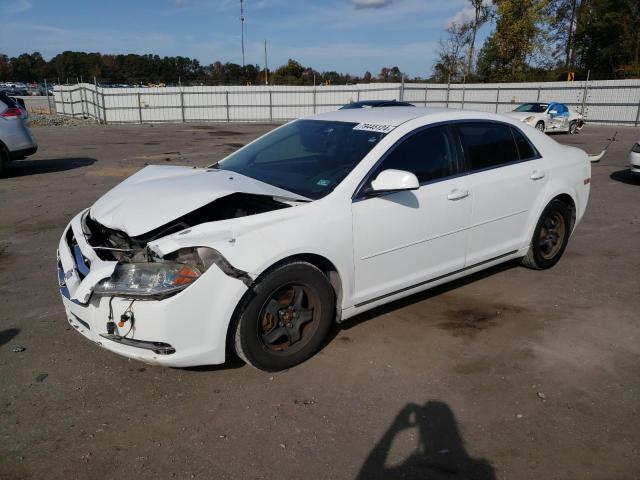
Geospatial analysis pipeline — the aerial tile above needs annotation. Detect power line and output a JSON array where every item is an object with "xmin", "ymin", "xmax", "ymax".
[{"xmin": 240, "ymin": 0, "xmax": 245, "ymax": 67}]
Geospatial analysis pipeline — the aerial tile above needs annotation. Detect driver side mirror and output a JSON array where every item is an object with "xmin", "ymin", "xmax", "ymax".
[
  {"xmin": 548, "ymin": 109, "xmax": 558, "ymax": 115},
  {"xmin": 369, "ymin": 169, "xmax": 419, "ymax": 194}
]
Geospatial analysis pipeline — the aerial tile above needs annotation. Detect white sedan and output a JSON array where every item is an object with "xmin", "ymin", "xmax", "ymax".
[
  {"xmin": 58, "ymin": 108, "xmax": 591, "ymax": 371},
  {"xmin": 630, "ymin": 139, "xmax": 640, "ymax": 176},
  {"xmin": 505, "ymin": 102, "xmax": 583, "ymax": 134}
]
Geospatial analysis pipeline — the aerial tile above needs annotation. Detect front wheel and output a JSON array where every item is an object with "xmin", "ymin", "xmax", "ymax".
[
  {"xmin": 568, "ymin": 121, "xmax": 577, "ymax": 134},
  {"xmin": 521, "ymin": 200, "xmax": 572, "ymax": 270},
  {"xmin": 232, "ymin": 261, "xmax": 335, "ymax": 371},
  {"xmin": 535, "ymin": 121, "xmax": 545, "ymax": 132}
]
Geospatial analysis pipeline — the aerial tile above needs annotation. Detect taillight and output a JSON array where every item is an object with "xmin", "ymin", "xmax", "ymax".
[{"xmin": 0, "ymin": 107, "xmax": 24, "ymax": 118}]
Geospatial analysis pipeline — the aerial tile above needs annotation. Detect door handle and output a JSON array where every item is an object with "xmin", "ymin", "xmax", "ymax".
[
  {"xmin": 447, "ymin": 189, "xmax": 469, "ymax": 201},
  {"xmin": 530, "ymin": 170, "xmax": 546, "ymax": 180}
]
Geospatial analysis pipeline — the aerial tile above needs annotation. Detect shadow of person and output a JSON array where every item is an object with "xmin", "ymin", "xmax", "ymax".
[
  {"xmin": 357, "ymin": 401, "xmax": 495, "ymax": 480},
  {"xmin": 4, "ymin": 157, "xmax": 96, "ymax": 178},
  {"xmin": 0, "ymin": 328, "xmax": 20, "ymax": 347}
]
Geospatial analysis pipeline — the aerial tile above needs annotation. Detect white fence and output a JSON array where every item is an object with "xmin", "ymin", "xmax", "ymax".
[{"xmin": 54, "ymin": 79, "xmax": 640, "ymax": 126}]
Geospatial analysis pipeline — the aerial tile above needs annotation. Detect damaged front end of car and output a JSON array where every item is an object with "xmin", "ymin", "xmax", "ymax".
[{"xmin": 56, "ymin": 165, "xmax": 311, "ymax": 366}]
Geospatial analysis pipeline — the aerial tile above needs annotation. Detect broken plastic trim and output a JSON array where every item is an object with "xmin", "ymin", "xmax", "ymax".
[
  {"xmin": 99, "ymin": 334, "xmax": 176, "ymax": 355},
  {"xmin": 208, "ymin": 249, "xmax": 253, "ymax": 287}
]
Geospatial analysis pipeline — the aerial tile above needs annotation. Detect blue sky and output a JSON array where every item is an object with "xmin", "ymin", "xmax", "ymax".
[{"xmin": 0, "ymin": 0, "xmax": 491, "ymax": 78}]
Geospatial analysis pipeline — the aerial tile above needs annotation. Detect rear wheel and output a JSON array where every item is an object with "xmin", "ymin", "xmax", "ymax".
[
  {"xmin": 535, "ymin": 121, "xmax": 545, "ymax": 132},
  {"xmin": 233, "ymin": 261, "xmax": 335, "ymax": 371},
  {"xmin": 0, "ymin": 147, "xmax": 7, "ymax": 177},
  {"xmin": 521, "ymin": 199, "xmax": 571, "ymax": 270}
]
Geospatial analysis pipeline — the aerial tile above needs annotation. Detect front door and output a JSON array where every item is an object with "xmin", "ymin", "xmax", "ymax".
[{"xmin": 351, "ymin": 124, "xmax": 471, "ymax": 306}]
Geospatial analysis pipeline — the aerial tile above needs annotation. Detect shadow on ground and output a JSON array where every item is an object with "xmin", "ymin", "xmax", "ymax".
[
  {"xmin": 0, "ymin": 328, "xmax": 20, "ymax": 347},
  {"xmin": 610, "ymin": 168, "xmax": 640, "ymax": 185},
  {"xmin": 330, "ymin": 260, "xmax": 518, "ymax": 341},
  {"xmin": 356, "ymin": 401, "xmax": 495, "ymax": 480},
  {"xmin": 5, "ymin": 157, "xmax": 96, "ymax": 177}
]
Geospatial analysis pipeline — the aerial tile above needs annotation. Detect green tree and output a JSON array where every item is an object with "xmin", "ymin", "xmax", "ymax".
[
  {"xmin": 476, "ymin": 0, "xmax": 551, "ymax": 81},
  {"xmin": 573, "ymin": 0, "xmax": 640, "ymax": 78}
]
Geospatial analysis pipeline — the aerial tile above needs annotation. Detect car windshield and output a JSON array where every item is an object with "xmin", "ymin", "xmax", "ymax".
[
  {"xmin": 218, "ymin": 120, "xmax": 387, "ymax": 199},
  {"xmin": 514, "ymin": 103, "xmax": 548, "ymax": 113}
]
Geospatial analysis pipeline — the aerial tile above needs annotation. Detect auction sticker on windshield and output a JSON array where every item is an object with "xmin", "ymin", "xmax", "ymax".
[{"xmin": 352, "ymin": 123, "xmax": 396, "ymax": 133}]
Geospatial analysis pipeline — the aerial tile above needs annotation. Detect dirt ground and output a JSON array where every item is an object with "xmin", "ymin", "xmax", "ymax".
[{"xmin": 1, "ymin": 121, "xmax": 639, "ymax": 480}]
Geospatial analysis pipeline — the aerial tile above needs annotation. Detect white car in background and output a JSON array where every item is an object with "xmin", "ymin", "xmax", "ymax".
[
  {"xmin": 58, "ymin": 107, "xmax": 591, "ymax": 371},
  {"xmin": 630, "ymin": 140, "xmax": 640, "ymax": 176},
  {"xmin": 505, "ymin": 102, "xmax": 583, "ymax": 134}
]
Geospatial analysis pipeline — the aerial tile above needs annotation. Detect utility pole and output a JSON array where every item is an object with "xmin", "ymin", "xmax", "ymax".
[
  {"xmin": 240, "ymin": 0, "xmax": 245, "ymax": 67},
  {"xmin": 264, "ymin": 40, "xmax": 268, "ymax": 85}
]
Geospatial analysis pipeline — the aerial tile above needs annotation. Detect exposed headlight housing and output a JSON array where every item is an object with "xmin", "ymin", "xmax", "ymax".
[
  {"xmin": 524, "ymin": 116, "xmax": 536, "ymax": 123},
  {"xmin": 94, "ymin": 262, "xmax": 201, "ymax": 297}
]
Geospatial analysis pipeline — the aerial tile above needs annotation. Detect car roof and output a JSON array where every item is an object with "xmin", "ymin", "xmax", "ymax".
[
  {"xmin": 306, "ymin": 106, "xmax": 452, "ymax": 127},
  {"xmin": 304, "ymin": 106, "xmax": 529, "ymax": 128}
]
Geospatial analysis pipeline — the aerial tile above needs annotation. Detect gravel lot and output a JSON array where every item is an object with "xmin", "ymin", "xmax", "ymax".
[{"xmin": 1, "ymin": 122, "xmax": 639, "ymax": 480}]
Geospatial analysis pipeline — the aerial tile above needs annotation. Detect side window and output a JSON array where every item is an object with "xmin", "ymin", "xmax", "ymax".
[
  {"xmin": 371, "ymin": 125, "xmax": 457, "ymax": 184},
  {"xmin": 458, "ymin": 122, "xmax": 520, "ymax": 170},
  {"xmin": 511, "ymin": 127, "xmax": 538, "ymax": 160}
]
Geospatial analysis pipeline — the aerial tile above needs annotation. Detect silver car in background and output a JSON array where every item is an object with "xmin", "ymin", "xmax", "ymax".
[{"xmin": 0, "ymin": 91, "xmax": 38, "ymax": 176}]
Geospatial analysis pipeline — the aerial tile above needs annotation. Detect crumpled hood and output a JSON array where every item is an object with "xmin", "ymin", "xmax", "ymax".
[
  {"xmin": 90, "ymin": 165, "xmax": 309, "ymax": 237},
  {"xmin": 503, "ymin": 111, "xmax": 537, "ymax": 121}
]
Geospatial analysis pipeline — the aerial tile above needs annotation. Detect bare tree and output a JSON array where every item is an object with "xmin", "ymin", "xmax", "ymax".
[
  {"xmin": 464, "ymin": 0, "xmax": 494, "ymax": 77},
  {"xmin": 432, "ymin": 23, "xmax": 470, "ymax": 82}
]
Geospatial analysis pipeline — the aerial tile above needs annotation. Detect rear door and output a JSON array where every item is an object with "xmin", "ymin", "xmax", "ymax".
[
  {"xmin": 351, "ymin": 124, "xmax": 471, "ymax": 305},
  {"xmin": 457, "ymin": 122, "xmax": 549, "ymax": 266}
]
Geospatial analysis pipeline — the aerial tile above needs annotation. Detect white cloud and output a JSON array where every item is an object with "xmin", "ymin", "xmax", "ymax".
[
  {"xmin": 353, "ymin": 0, "xmax": 394, "ymax": 9},
  {"xmin": 3, "ymin": 0, "xmax": 31, "ymax": 15},
  {"xmin": 447, "ymin": 0, "xmax": 491, "ymax": 26}
]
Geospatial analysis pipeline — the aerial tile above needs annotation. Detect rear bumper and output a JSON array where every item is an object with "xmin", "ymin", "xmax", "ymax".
[{"xmin": 9, "ymin": 145, "xmax": 37, "ymax": 160}]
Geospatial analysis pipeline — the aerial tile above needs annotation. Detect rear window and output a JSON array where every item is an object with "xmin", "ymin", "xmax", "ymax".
[
  {"xmin": 511, "ymin": 127, "xmax": 539, "ymax": 160},
  {"xmin": 632, "ymin": 143, "xmax": 640, "ymax": 153},
  {"xmin": 458, "ymin": 122, "xmax": 520, "ymax": 171},
  {"xmin": 0, "ymin": 92, "xmax": 18, "ymax": 109}
]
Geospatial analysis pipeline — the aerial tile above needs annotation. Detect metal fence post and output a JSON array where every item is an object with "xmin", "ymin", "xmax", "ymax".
[
  {"xmin": 536, "ymin": 86, "xmax": 541, "ymax": 102},
  {"xmin": 446, "ymin": 80, "xmax": 451, "ymax": 108},
  {"xmin": 580, "ymin": 70, "xmax": 590, "ymax": 116},
  {"xmin": 357, "ymin": 89, "xmax": 360, "ymax": 102},
  {"xmin": 269, "ymin": 90, "xmax": 273, "ymax": 121},
  {"xmin": 424, "ymin": 83, "xmax": 428, "ymax": 106},
  {"xmin": 635, "ymin": 98, "xmax": 640, "ymax": 127},
  {"xmin": 225, "ymin": 91, "xmax": 230, "ymax": 122},
  {"xmin": 101, "ymin": 86, "xmax": 107, "ymax": 125},
  {"xmin": 180, "ymin": 90, "xmax": 185, "ymax": 123},
  {"xmin": 137, "ymin": 91, "xmax": 143, "ymax": 124},
  {"xmin": 93, "ymin": 77, "xmax": 99, "ymax": 123},
  {"xmin": 399, "ymin": 75, "xmax": 405, "ymax": 101},
  {"xmin": 495, "ymin": 86, "xmax": 500, "ymax": 113},
  {"xmin": 461, "ymin": 83, "xmax": 466, "ymax": 110},
  {"xmin": 80, "ymin": 85, "xmax": 86, "ymax": 118},
  {"xmin": 313, "ymin": 88, "xmax": 316, "ymax": 114},
  {"xmin": 69, "ymin": 87, "xmax": 75, "ymax": 117},
  {"xmin": 44, "ymin": 79, "xmax": 52, "ymax": 114}
]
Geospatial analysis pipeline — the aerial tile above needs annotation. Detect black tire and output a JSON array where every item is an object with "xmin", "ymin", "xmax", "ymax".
[
  {"xmin": 568, "ymin": 121, "xmax": 577, "ymax": 134},
  {"xmin": 0, "ymin": 147, "xmax": 7, "ymax": 177},
  {"xmin": 233, "ymin": 261, "xmax": 335, "ymax": 371},
  {"xmin": 535, "ymin": 121, "xmax": 545, "ymax": 132},
  {"xmin": 521, "ymin": 199, "xmax": 572, "ymax": 270}
]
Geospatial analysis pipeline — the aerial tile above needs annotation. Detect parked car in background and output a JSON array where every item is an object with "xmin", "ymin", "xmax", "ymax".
[
  {"xmin": 58, "ymin": 107, "xmax": 591, "ymax": 371},
  {"xmin": 0, "ymin": 92, "xmax": 38, "ymax": 176},
  {"xmin": 340, "ymin": 99, "xmax": 415, "ymax": 109},
  {"xmin": 505, "ymin": 102, "xmax": 583, "ymax": 134},
  {"xmin": 0, "ymin": 83, "xmax": 28, "ymax": 97},
  {"xmin": 630, "ymin": 139, "xmax": 640, "ymax": 176}
]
